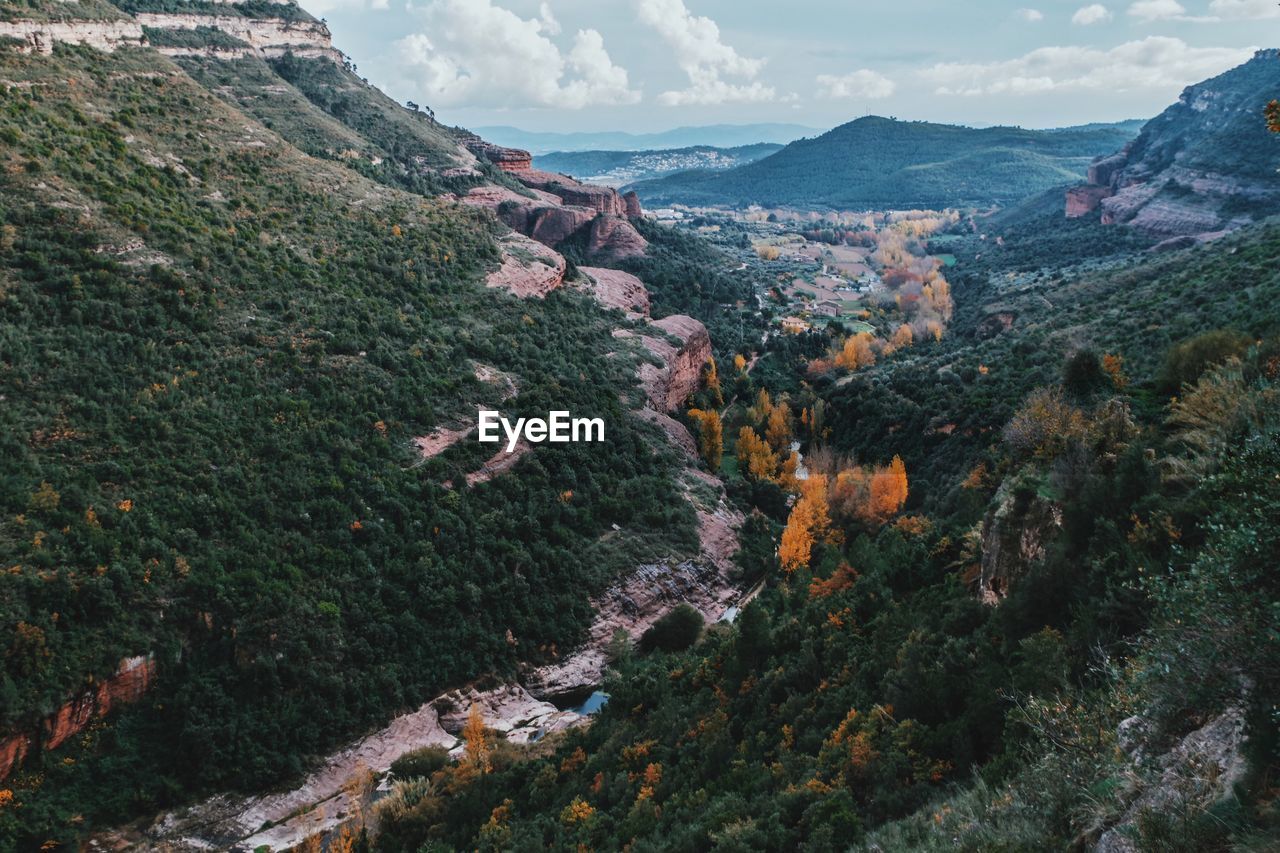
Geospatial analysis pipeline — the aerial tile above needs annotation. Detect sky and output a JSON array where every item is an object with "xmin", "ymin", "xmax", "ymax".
[{"xmin": 308, "ymin": 0, "xmax": 1275, "ymax": 134}]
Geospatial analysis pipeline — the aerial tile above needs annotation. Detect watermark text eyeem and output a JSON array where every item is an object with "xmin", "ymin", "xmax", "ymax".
[{"xmin": 478, "ymin": 410, "xmax": 604, "ymax": 453}]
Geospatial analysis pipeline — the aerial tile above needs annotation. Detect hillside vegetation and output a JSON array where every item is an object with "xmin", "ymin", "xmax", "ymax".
[
  {"xmin": 630, "ymin": 117, "xmax": 1142, "ymax": 209},
  {"xmin": 0, "ymin": 35, "xmax": 701, "ymax": 847}
]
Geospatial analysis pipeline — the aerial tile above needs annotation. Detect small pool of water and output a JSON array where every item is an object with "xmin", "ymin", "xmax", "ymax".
[
  {"xmin": 572, "ymin": 691, "xmax": 610, "ymax": 716},
  {"xmin": 718, "ymin": 605, "xmax": 740, "ymax": 623}
]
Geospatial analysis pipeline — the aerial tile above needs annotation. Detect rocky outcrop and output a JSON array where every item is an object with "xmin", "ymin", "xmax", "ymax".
[
  {"xmin": 524, "ymin": 559, "xmax": 738, "ymax": 700},
  {"xmin": 588, "ymin": 214, "xmax": 648, "ymax": 260},
  {"xmin": 0, "ymin": 655, "xmax": 155, "ymax": 782},
  {"xmin": 579, "ymin": 266, "xmax": 651, "ymax": 317},
  {"xmin": 978, "ymin": 480, "xmax": 1063, "ymax": 604},
  {"xmin": 1095, "ymin": 706, "xmax": 1249, "ymax": 853},
  {"xmin": 623, "ymin": 190, "xmax": 643, "ymax": 219},
  {"xmin": 461, "ymin": 153, "xmax": 648, "ymax": 260},
  {"xmin": 0, "ymin": 734, "xmax": 30, "ymax": 783},
  {"xmin": 1064, "ymin": 49, "xmax": 1280, "ymax": 238},
  {"xmin": 134, "ymin": 13, "xmax": 342, "ymax": 62},
  {"xmin": 485, "ymin": 231, "xmax": 566, "ymax": 298},
  {"xmin": 462, "ymin": 138, "xmax": 533, "ymax": 173},
  {"xmin": 433, "ymin": 684, "xmax": 582, "ymax": 745},
  {"xmin": 629, "ymin": 314, "xmax": 713, "ymax": 412},
  {"xmin": 0, "ymin": 20, "xmax": 145, "ymax": 54},
  {"xmin": 1065, "ymin": 185, "xmax": 1112, "ymax": 218}
]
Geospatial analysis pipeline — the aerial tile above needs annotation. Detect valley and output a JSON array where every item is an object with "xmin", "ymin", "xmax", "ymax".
[{"xmin": 0, "ymin": 2, "xmax": 1277, "ymax": 851}]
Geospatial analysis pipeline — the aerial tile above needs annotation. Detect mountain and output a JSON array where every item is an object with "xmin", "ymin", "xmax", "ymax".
[
  {"xmin": 472, "ymin": 123, "xmax": 821, "ymax": 155},
  {"xmin": 0, "ymin": 2, "xmax": 755, "ymax": 847},
  {"xmin": 1066, "ymin": 49, "xmax": 1280, "ymax": 240},
  {"xmin": 533, "ymin": 143, "xmax": 784, "ymax": 187},
  {"xmin": 628, "ymin": 117, "xmax": 1145, "ymax": 209}
]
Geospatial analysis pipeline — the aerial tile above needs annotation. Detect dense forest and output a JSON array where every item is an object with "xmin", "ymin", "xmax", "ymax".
[
  {"xmin": 0, "ymin": 38, "xmax": 700, "ymax": 848},
  {"xmin": 372, "ymin": 208, "xmax": 1280, "ymax": 851}
]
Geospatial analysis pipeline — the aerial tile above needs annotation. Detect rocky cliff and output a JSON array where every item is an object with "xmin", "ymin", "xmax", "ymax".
[
  {"xmin": 630, "ymin": 314, "xmax": 714, "ymax": 412},
  {"xmin": 0, "ymin": 19, "xmax": 145, "ymax": 53},
  {"xmin": 0, "ymin": 655, "xmax": 155, "ymax": 782},
  {"xmin": 978, "ymin": 480, "xmax": 1063, "ymax": 605},
  {"xmin": 465, "ymin": 144, "xmax": 649, "ymax": 261},
  {"xmin": 1065, "ymin": 49, "xmax": 1280, "ymax": 239}
]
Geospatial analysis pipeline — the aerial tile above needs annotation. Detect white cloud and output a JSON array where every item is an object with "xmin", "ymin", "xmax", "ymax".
[
  {"xmin": 304, "ymin": 0, "xmax": 388, "ymax": 12},
  {"xmin": 1127, "ymin": 0, "xmax": 1187, "ymax": 20},
  {"xmin": 395, "ymin": 0, "xmax": 639, "ymax": 109},
  {"xmin": 1015, "ymin": 8, "xmax": 1045, "ymax": 21},
  {"xmin": 919, "ymin": 36, "xmax": 1255, "ymax": 96},
  {"xmin": 1072, "ymin": 4, "xmax": 1114, "ymax": 24},
  {"xmin": 1125, "ymin": 0, "xmax": 1218, "ymax": 21},
  {"xmin": 816, "ymin": 69, "xmax": 896, "ymax": 100},
  {"xmin": 636, "ymin": 0, "xmax": 776, "ymax": 105},
  {"xmin": 1208, "ymin": 0, "xmax": 1280, "ymax": 18},
  {"xmin": 537, "ymin": 2, "xmax": 561, "ymax": 36}
]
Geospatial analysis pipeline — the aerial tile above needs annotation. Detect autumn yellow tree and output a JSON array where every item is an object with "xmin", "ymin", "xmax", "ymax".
[
  {"xmin": 701, "ymin": 358, "xmax": 724, "ymax": 407},
  {"xmin": 890, "ymin": 323, "xmax": 914, "ymax": 350},
  {"xmin": 687, "ymin": 409, "xmax": 724, "ymax": 472},
  {"xmin": 834, "ymin": 333, "xmax": 876, "ymax": 371},
  {"xmin": 779, "ymin": 475, "xmax": 831, "ymax": 572},
  {"xmin": 736, "ymin": 426, "xmax": 779, "ymax": 481},
  {"xmin": 463, "ymin": 704, "xmax": 492, "ymax": 774},
  {"xmin": 733, "ymin": 353, "xmax": 748, "ymax": 373},
  {"xmin": 749, "ymin": 389, "xmax": 773, "ymax": 426},
  {"xmin": 765, "ymin": 401, "xmax": 792, "ymax": 451},
  {"xmin": 778, "ymin": 451, "xmax": 802, "ymax": 493},
  {"xmin": 867, "ymin": 455, "xmax": 909, "ymax": 524}
]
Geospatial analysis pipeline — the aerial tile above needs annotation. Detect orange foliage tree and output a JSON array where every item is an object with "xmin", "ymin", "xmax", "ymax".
[
  {"xmin": 687, "ymin": 409, "xmax": 724, "ymax": 472},
  {"xmin": 779, "ymin": 475, "xmax": 832, "ymax": 573},
  {"xmin": 736, "ymin": 426, "xmax": 779, "ymax": 481},
  {"xmin": 463, "ymin": 704, "xmax": 492, "ymax": 774}
]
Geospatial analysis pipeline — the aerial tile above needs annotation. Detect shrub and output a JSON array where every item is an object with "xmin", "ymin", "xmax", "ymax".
[{"xmin": 639, "ymin": 604, "xmax": 705, "ymax": 653}]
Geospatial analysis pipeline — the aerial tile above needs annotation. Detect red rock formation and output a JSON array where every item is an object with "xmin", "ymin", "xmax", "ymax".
[
  {"xmin": 1, "ymin": 655, "xmax": 155, "ymax": 781},
  {"xmin": 633, "ymin": 315, "xmax": 712, "ymax": 411},
  {"xmin": 623, "ymin": 190, "xmax": 643, "ymax": 219},
  {"xmin": 588, "ymin": 216, "xmax": 648, "ymax": 261},
  {"xmin": 1065, "ymin": 185, "xmax": 1112, "ymax": 218},
  {"xmin": 486, "ymin": 233, "xmax": 566, "ymax": 298},
  {"xmin": 527, "ymin": 206, "xmax": 597, "ymax": 246},
  {"xmin": 463, "ymin": 139, "xmax": 532, "ymax": 173},
  {"xmin": 579, "ymin": 266, "xmax": 651, "ymax": 316},
  {"xmin": 517, "ymin": 169, "xmax": 626, "ymax": 216},
  {"xmin": 0, "ymin": 734, "xmax": 30, "ymax": 782}
]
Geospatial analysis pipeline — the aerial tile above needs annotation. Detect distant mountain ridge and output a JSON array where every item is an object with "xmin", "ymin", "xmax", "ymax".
[
  {"xmin": 473, "ymin": 123, "xmax": 822, "ymax": 155},
  {"xmin": 533, "ymin": 143, "xmax": 784, "ymax": 187},
  {"xmin": 627, "ymin": 117, "xmax": 1145, "ymax": 210},
  {"xmin": 1066, "ymin": 48, "xmax": 1280, "ymax": 240}
]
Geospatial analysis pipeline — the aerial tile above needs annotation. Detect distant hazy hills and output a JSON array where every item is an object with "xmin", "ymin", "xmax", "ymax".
[
  {"xmin": 628, "ymin": 117, "xmax": 1145, "ymax": 210},
  {"xmin": 533, "ymin": 143, "xmax": 784, "ymax": 187},
  {"xmin": 474, "ymin": 123, "xmax": 822, "ymax": 155}
]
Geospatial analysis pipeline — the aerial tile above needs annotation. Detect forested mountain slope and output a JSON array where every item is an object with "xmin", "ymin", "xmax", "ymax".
[
  {"xmin": 1066, "ymin": 49, "xmax": 1280, "ymax": 239},
  {"xmin": 628, "ymin": 117, "xmax": 1143, "ymax": 209},
  {"xmin": 0, "ymin": 3, "xmax": 759, "ymax": 846}
]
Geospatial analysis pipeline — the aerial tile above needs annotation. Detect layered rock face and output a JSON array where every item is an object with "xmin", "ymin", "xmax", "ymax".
[
  {"xmin": 0, "ymin": 655, "xmax": 155, "ymax": 782},
  {"xmin": 485, "ymin": 231, "xmax": 567, "ymax": 297},
  {"xmin": 466, "ymin": 144, "xmax": 649, "ymax": 261},
  {"xmin": 0, "ymin": 20, "xmax": 145, "ymax": 53},
  {"xmin": 630, "ymin": 314, "xmax": 714, "ymax": 412},
  {"xmin": 135, "ymin": 12, "xmax": 340, "ymax": 61},
  {"xmin": 1064, "ymin": 49, "xmax": 1280, "ymax": 238},
  {"xmin": 579, "ymin": 266, "xmax": 651, "ymax": 317},
  {"xmin": 978, "ymin": 481, "xmax": 1063, "ymax": 604}
]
